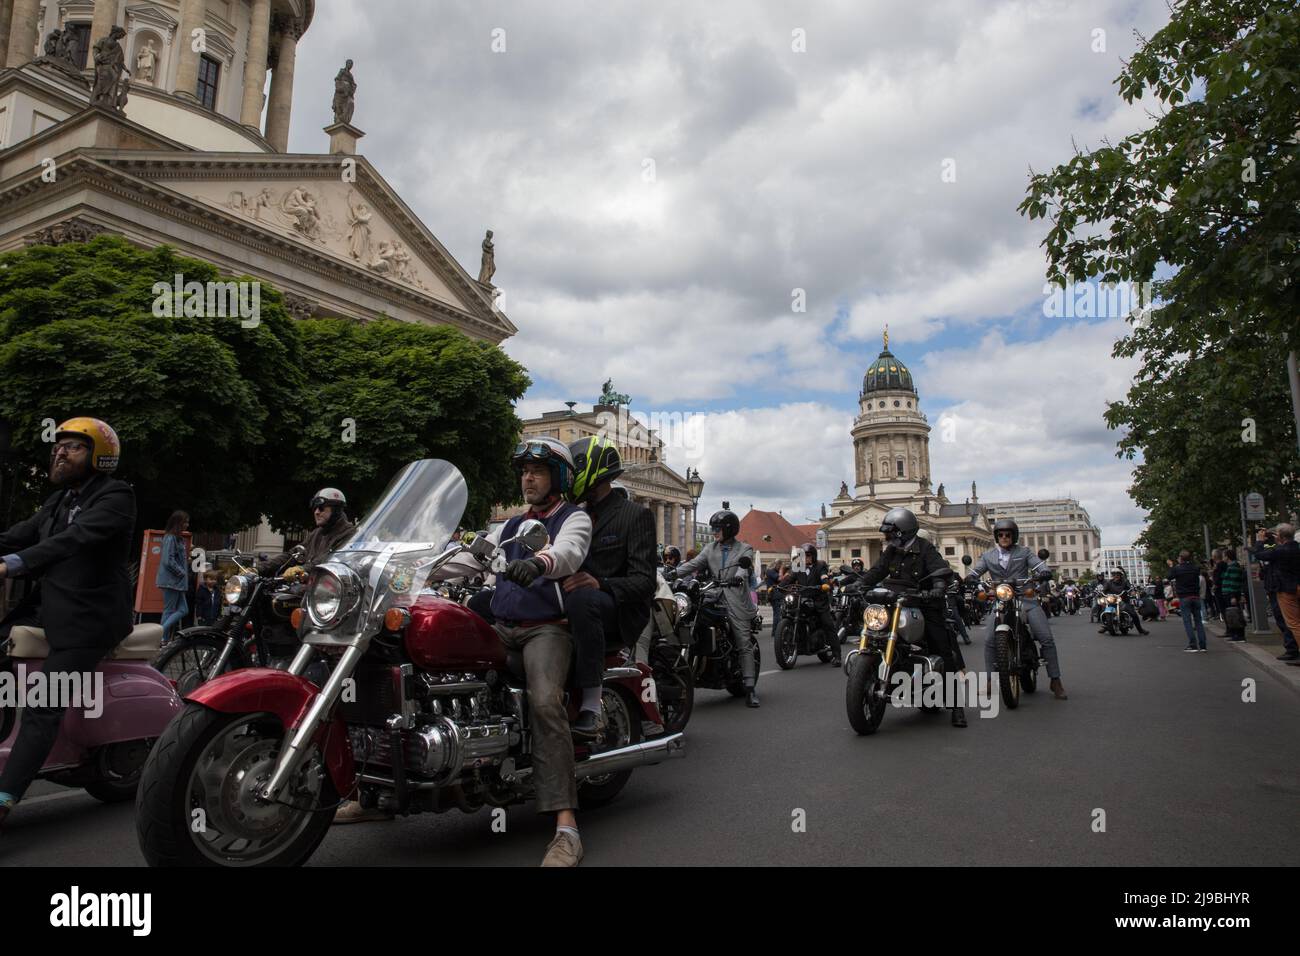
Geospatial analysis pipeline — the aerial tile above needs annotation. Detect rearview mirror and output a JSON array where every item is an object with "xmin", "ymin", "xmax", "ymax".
[
  {"xmin": 738, "ymin": 555, "xmax": 753, "ymax": 570},
  {"xmin": 961, "ymin": 554, "xmax": 972, "ymax": 566},
  {"xmin": 517, "ymin": 518, "xmax": 549, "ymax": 553},
  {"xmin": 1037, "ymin": 548, "xmax": 1050, "ymax": 560}
]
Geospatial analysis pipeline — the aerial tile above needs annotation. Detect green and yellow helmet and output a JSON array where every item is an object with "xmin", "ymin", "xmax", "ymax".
[{"xmin": 567, "ymin": 436, "xmax": 624, "ymax": 502}]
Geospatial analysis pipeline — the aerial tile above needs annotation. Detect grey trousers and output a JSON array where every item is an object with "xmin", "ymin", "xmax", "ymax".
[
  {"xmin": 726, "ymin": 609, "xmax": 758, "ymax": 686},
  {"xmin": 495, "ymin": 622, "xmax": 577, "ymax": 814},
  {"xmin": 982, "ymin": 601, "xmax": 1061, "ymax": 680}
]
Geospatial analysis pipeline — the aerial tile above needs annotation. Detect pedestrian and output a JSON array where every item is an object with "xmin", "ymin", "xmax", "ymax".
[
  {"xmin": 1251, "ymin": 524, "xmax": 1300, "ymax": 664},
  {"xmin": 156, "ymin": 510, "xmax": 190, "ymax": 645},
  {"xmin": 1202, "ymin": 561, "xmax": 1219, "ymax": 620},
  {"xmin": 1168, "ymin": 550, "xmax": 1207, "ymax": 652},
  {"xmin": 1220, "ymin": 548, "xmax": 1246, "ymax": 642},
  {"xmin": 1212, "ymin": 549, "xmax": 1227, "ymax": 621},
  {"xmin": 194, "ymin": 570, "xmax": 222, "ymax": 626}
]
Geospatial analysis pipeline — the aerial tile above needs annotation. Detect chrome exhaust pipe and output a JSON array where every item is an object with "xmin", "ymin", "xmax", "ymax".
[{"xmin": 575, "ymin": 733, "xmax": 685, "ymax": 780}]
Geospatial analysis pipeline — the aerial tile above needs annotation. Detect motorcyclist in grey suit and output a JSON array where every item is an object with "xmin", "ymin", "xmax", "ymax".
[
  {"xmin": 668, "ymin": 507, "xmax": 761, "ymax": 707},
  {"xmin": 966, "ymin": 518, "xmax": 1068, "ymax": 700}
]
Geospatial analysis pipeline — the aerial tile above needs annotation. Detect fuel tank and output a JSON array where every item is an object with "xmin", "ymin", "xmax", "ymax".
[{"xmin": 405, "ymin": 596, "xmax": 506, "ymax": 671}]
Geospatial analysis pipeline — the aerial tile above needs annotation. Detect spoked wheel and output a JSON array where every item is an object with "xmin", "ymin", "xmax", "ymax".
[
  {"xmin": 774, "ymin": 620, "xmax": 798, "ymax": 670},
  {"xmin": 579, "ymin": 685, "xmax": 642, "ymax": 808},
  {"xmin": 995, "ymin": 632, "xmax": 1020, "ymax": 709},
  {"xmin": 136, "ymin": 705, "xmax": 337, "ymax": 867},
  {"xmin": 153, "ymin": 633, "xmax": 241, "ymax": 696},
  {"xmin": 846, "ymin": 654, "xmax": 888, "ymax": 735}
]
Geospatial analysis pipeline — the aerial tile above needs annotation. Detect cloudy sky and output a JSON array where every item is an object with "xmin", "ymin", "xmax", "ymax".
[{"xmin": 289, "ymin": 0, "xmax": 1170, "ymax": 547}]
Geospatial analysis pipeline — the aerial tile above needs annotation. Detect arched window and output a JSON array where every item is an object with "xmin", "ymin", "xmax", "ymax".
[{"xmin": 895, "ymin": 459, "xmax": 904, "ymax": 477}]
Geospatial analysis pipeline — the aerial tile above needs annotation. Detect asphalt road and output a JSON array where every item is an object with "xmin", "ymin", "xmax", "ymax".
[{"xmin": 6, "ymin": 611, "xmax": 1299, "ymax": 866}]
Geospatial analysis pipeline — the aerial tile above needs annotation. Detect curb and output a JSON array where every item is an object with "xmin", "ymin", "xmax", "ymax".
[{"xmin": 1204, "ymin": 619, "xmax": 1300, "ymax": 701}]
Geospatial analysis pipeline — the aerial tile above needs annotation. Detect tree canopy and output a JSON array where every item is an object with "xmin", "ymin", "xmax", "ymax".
[
  {"xmin": 1020, "ymin": 0, "xmax": 1300, "ymax": 553},
  {"xmin": 0, "ymin": 236, "xmax": 528, "ymax": 538}
]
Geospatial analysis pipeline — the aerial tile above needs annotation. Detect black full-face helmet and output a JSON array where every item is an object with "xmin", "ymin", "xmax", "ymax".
[
  {"xmin": 992, "ymin": 518, "xmax": 1019, "ymax": 545},
  {"xmin": 879, "ymin": 507, "xmax": 918, "ymax": 546}
]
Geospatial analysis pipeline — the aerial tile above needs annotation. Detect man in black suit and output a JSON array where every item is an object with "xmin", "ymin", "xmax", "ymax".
[
  {"xmin": 0, "ymin": 418, "xmax": 136, "ymax": 824},
  {"xmin": 563, "ymin": 437, "xmax": 656, "ymax": 738}
]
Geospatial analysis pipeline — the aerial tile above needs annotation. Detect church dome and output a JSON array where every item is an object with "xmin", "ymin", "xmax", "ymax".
[{"xmin": 862, "ymin": 346, "xmax": 915, "ymax": 395}]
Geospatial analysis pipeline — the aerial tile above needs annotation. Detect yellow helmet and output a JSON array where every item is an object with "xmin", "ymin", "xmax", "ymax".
[{"xmin": 54, "ymin": 417, "xmax": 121, "ymax": 472}]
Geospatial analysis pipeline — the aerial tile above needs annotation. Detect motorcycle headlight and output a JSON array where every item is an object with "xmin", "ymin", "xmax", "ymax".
[
  {"xmin": 1107, "ymin": 594, "xmax": 1119, "ymax": 605},
  {"xmin": 863, "ymin": 604, "xmax": 889, "ymax": 632},
  {"xmin": 224, "ymin": 574, "xmax": 252, "ymax": 606},
  {"xmin": 673, "ymin": 593, "xmax": 691, "ymax": 616},
  {"xmin": 306, "ymin": 563, "xmax": 361, "ymax": 629},
  {"xmin": 995, "ymin": 584, "xmax": 1014, "ymax": 602}
]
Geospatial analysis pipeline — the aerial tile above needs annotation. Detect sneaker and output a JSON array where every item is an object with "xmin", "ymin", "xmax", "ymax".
[
  {"xmin": 332, "ymin": 800, "xmax": 394, "ymax": 825},
  {"xmin": 1197, "ymin": 648, "xmax": 1207, "ymax": 653},
  {"xmin": 1226, "ymin": 637, "xmax": 1246, "ymax": 643},
  {"xmin": 571, "ymin": 710, "xmax": 603, "ymax": 740},
  {"xmin": 1183, "ymin": 647, "xmax": 1198, "ymax": 653},
  {"xmin": 541, "ymin": 829, "xmax": 583, "ymax": 867}
]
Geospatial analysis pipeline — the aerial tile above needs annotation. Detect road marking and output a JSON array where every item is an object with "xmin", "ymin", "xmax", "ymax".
[
  {"xmin": 760, "ymin": 669, "xmax": 781, "ymax": 677},
  {"xmin": 20, "ymin": 789, "xmax": 89, "ymax": 807}
]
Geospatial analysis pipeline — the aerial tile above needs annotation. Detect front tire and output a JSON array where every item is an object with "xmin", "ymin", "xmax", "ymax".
[
  {"xmin": 136, "ymin": 704, "xmax": 337, "ymax": 867},
  {"xmin": 650, "ymin": 648, "xmax": 694, "ymax": 734},
  {"xmin": 153, "ymin": 629, "xmax": 243, "ymax": 696},
  {"xmin": 774, "ymin": 620, "xmax": 798, "ymax": 670},
  {"xmin": 846, "ymin": 654, "xmax": 888, "ymax": 735},
  {"xmin": 995, "ymin": 632, "xmax": 1020, "ymax": 710}
]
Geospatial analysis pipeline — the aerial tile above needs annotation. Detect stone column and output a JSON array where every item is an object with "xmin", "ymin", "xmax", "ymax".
[
  {"xmin": 654, "ymin": 501, "xmax": 665, "ymax": 546},
  {"xmin": 0, "ymin": 1, "xmax": 14, "ymax": 69},
  {"xmin": 239, "ymin": 0, "xmax": 271, "ymax": 127},
  {"xmin": 172, "ymin": 0, "xmax": 207, "ymax": 99},
  {"xmin": 4, "ymin": 0, "xmax": 38, "ymax": 68},
  {"xmin": 85, "ymin": 0, "xmax": 120, "ymax": 68},
  {"xmin": 263, "ymin": 16, "xmax": 300, "ymax": 152}
]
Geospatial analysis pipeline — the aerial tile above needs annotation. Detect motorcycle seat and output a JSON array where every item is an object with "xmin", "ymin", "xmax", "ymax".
[{"xmin": 6, "ymin": 623, "xmax": 164, "ymax": 660}]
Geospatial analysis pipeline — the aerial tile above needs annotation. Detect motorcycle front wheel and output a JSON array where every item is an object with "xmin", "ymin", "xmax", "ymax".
[
  {"xmin": 774, "ymin": 620, "xmax": 798, "ymax": 670},
  {"xmin": 995, "ymin": 633, "xmax": 1020, "ymax": 709},
  {"xmin": 846, "ymin": 654, "xmax": 888, "ymax": 735},
  {"xmin": 136, "ymin": 704, "xmax": 338, "ymax": 867},
  {"xmin": 650, "ymin": 647, "xmax": 694, "ymax": 734},
  {"xmin": 153, "ymin": 629, "xmax": 244, "ymax": 696}
]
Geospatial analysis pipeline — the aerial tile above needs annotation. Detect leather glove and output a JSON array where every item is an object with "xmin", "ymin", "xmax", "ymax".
[
  {"xmin": 928, "ymin": 587, "xmax": 948, "ymax": 600},
  {"xmin": 281, "ymin": 565, "xmax": 307, "ymax": 583},
  {"xmin": 663, "ymin": 568, "xmax": 679, "ymax": 581},
  {"xmin": 503, "ymin": 557, "xmax": 545, "ymax": 586}
]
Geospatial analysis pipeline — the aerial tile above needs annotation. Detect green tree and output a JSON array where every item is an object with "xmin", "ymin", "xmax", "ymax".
[
  {"xmin": 265, "ymin": 318, "xmax": 529, "ymax": 532},
  {"xmin": 1020, "ymin": 0, "xmax": 1300, "ymax": 546},
  {"xmin": 0, "ymin": 236, "xmax": 304, "ymax": 533}
]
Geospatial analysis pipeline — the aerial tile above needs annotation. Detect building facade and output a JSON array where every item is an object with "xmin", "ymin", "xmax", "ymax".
[
  {"xmin": 818, "ymin": 333, "xmax": 994, "ymax": 571},
  {"xmin": 982, "ymin": 498, "xmax": 1102, "ymax": 582},
  {"xmin": 492, "ymin": 403, "xmax": 697, "ymax": 550},
  {"xmin": 1092, "ymin": 545, "xmax": 1150, "ymax": 585},
  {"xmin": 1, "ymin": 0, "xmax": 512, "ymax": 342}
]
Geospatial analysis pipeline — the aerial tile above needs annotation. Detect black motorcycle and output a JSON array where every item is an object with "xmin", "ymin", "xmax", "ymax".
[
  {"xmin": 772, "ymin": 578, "xmax": 839, "ymax": 669},
  {"xmin": 958, "ymin": 554, "xmax": 985, "ymax": 626},
  {"xmin": 673, "ymin": 575, "xmax": 760, "ymax": 698},
  {"xmin": 979, "ymin": 575, "xmax": 1047, "ymax": 709},
  {"xmin": 152, "ymin": 549, "xmax": 309, "ymax": 694},
  {"xmin": 844, "ymin": 570, "xmax": 959, "ymax": 735}
]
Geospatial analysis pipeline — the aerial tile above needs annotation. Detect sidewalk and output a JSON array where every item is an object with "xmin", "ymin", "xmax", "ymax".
[{"xmin": 1196, "ymin": 610, "xmax": 1300, "ymax": 700}]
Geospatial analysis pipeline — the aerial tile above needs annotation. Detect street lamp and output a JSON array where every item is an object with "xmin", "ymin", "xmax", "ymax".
[{"xmin": 686, "ymin": 467, "xmax": 704, "ymax": 545}]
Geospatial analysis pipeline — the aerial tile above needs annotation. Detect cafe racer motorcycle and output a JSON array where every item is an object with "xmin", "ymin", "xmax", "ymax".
[{"xmin": 135, "ymin": 459, "xmax": 684, "ymax": 867}]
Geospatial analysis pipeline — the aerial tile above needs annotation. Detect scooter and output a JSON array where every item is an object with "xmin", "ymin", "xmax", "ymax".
[{"xmin": 1, "ymin": 623, "xmax": 182, "ymax": 803}]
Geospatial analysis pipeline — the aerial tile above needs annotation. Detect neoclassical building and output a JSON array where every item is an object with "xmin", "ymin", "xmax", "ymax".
[
  {"xmin": 818, "ymin": 334, "xmax": 993, "ymax": 570},
  {"xmin": 0, "ymin": 0, "xmax": 512, "ymax": 342}
]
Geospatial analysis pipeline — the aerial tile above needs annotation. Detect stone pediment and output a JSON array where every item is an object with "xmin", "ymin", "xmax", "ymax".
[
  {"xmin": 81, "ymin": 150, "xmax": 511, "ymax": 337},
  {"xmin": 621, "ymin": 461, "xmax": 690, "ymax": 496},
  {"xmin": 822, "ymin": 501, "xmax": 888, "ymax": 532}
]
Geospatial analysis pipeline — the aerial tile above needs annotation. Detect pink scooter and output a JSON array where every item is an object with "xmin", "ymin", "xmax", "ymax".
[{"xmin": 0, "ymin": 623, "xmax": 181, "ymax": 802}]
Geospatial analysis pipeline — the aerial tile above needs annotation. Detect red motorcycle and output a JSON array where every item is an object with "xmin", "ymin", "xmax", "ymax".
[{"xmin": 135, "ymin": 459, "xmax": 683, "ymax": 866}]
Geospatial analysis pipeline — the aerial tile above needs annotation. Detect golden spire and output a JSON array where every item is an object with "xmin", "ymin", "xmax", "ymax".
[{"xmin": 883, "ymin": 324, "xmax": 889, "ymax": 350}]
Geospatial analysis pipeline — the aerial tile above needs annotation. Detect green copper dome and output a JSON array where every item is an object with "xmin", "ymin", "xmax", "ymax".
[{"xmin": 862, "ymin": 347, "xmax": 915, "ymax": 395}]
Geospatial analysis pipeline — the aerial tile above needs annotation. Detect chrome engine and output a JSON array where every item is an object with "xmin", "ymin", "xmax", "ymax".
[{"xmin": 344, "ymin": 668, "xmax": 519, "ymax": 784}]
